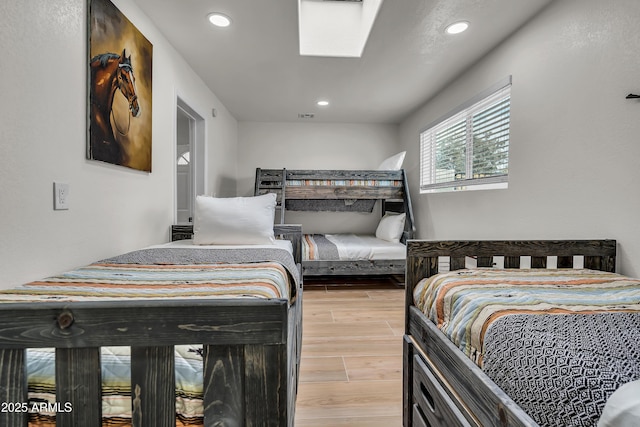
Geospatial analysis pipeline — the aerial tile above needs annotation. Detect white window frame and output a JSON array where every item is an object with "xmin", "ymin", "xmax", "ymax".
[{"xmin": 420, "ymin": 77, "xmax": 511, "ymax": 193}]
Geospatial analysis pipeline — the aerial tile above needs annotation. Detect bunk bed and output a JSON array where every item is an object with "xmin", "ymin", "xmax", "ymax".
[
  {"xmin": 0, "ymin": 223, "xmax": 303, "ymax": 427},
  {"xmin": 254, "ymin": 168, "xmax": 416, "ymax": 277},
  {"xmin": 403, "ymin": 239, "xmax": 640, "ymax": 427}
]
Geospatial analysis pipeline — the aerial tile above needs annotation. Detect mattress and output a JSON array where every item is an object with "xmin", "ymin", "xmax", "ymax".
[
  {"xmin": 413, "ymin": 268, "xmax": 640, "ymax": 426},
  {"xmin": 0, "ymin": 242, "xmax": 299, "ymax": 426},
  {"xmin": 1, "ymin": 241, "xmax": 299, "ymax": 304},
  {"xmin": 302, "ymin": 233, "xmax": 405, "ymax": 261}
]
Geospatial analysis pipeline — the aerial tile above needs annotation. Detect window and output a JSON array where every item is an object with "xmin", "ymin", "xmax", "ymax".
[{"xmin": 420, "ymin": 78, "xmax": 511, "ymax": 193}]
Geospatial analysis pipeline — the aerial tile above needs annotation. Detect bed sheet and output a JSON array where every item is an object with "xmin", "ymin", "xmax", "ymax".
[{"xmin": 303, "ymin": 233, "xmax": 405, "ymax": 261}]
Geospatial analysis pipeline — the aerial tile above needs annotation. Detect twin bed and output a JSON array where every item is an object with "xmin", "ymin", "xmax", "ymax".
[
  {"xmin": 0, "ymin": 223, "xmax": 303, "ymax": 427},
  {"xmin": 255, "ymin": 167, "xmax": 415, "ymax": 277},
  {"xmin": 403, "ymin": 239, "xmax": 640, "ymax": 427}
]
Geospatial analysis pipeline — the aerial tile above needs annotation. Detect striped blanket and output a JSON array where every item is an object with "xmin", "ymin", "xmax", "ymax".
[
  {"xmin": 302, "ymin": 234, "xmax": 340, "ymax": 261},
  {"xmin": 0, "ymin": 246, "xmax": 298, "ymax": 426},
  {"xmin": 0, "ymin": 246, "xmax": 298, "ymax": 304},
  {"xmin": 413, "ymin": 268, "xmax": 640, "ymax": 426}
]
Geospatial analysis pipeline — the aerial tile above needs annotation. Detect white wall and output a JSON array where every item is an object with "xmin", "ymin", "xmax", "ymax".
[
  {"xmin": 237, "ymin": 121, "xmax": 399, "ymax": 233},
  {"xmin": 0, "ymin": 0, "xmax": 237, "ymax": 289},
  {"xmin": 400, "ymin": 0, "xmax": 640, "ymax": 276}
]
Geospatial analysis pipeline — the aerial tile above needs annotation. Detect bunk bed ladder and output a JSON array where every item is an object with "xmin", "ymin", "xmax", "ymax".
[{"xmin": 402, "ymin": 169, "xmax": 416, "ymax": 240}]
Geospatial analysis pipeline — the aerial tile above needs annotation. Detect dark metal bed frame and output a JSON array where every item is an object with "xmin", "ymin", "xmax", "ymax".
[
  {"xmin": 403, "ymin": 239, "xmax": 617, "ymax": 427},
  {"xmin": 255, "ymin": 168, "xmax": 415, "ymax": 277},
  {"xmin": 0, "ymin": 224, "xmax": 303, "ymax": 427}
]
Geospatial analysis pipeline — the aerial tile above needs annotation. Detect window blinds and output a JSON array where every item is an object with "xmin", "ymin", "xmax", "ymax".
[{"xmin": 420, "ymin": 83, "xmax": 511, "ymax": 192}]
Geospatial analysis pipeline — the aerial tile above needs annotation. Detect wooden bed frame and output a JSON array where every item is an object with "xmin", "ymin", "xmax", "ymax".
[
  {"xmin": 0, "ymin": 224, "xmax": 303, "ymax": 427},
  {"xmin": 403, "ymin": 239, "xmax": 617, "ymax": 427},
  {"xmin": 255, "ymin": 168, "xmax": 416, "ymax": 277}
]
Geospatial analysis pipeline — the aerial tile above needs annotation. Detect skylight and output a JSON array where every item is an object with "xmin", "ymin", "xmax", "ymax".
[{"xmin": 298, "ymin": 0, "xmax": 384, "ymax": 58}]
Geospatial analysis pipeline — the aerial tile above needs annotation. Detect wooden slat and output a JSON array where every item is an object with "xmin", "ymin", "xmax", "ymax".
[
  {"xmin": 402, "ymin": 170, "xmax": 416, "ymax": 239},
  {"xmin": 283, "ymin": 186, "xmax": 403, "ymax": 200},
  {"xmin": 557, "ymin": 256, "xmax": 573, "ymax": 268},
  {"xmin": 406, "ymin": 240, "xmax": 617, "ymax": 259},
  {"xmin": 280, "ymin": 168, "xmax": 287, "ymax": 224},
  {"xmin": 203, "ymin": 345, "xmax": 244, "ymax": 426},
  {"xmin": 450, "ymin": 257, "xmax": 466, "ymax": 271},
  {"xmin": 0, "ymin": 349, "xmax": 27, "ymax": 427},
  {"xmin": 131, "ymin": 346, "xmax": 175, "ymax": 427},
  {"xmin": 405, "ymin": 255, "xmax": 437, "ymax": 334},
  {"xmin": 56, "ymin": 347, "xmax": 101, "ymax": 427},
  {"xmin": 530, "ymin": 256, "xmax": 546, "ymax": 269},
  {"xmin": 477, "ymin": 257, "xmax": 493, "ymax": 268},
  {"xmin": 245, "ymin": 344, "xmax": 288, "ymax": 427},
  {"xmin": 584, "ymin": 255, "xmax": 615, "ymax": 271},
  {"xmin": 0, "ymin": 300, "xmax": 287, "ymax": 349},
  {"xmin": 284, "ymin": 169, "xmax": 404, "ymax": 181},
  {"xmin": 403, "ymin": 336, "xmax": 415, "ymax": 427},
  {"xmin": 413, "ymin": 354, "xmax": 473, "ymax": 426},
  {"xmin": 302, "ymin": 259, "xmax": 405, "ymax": 276},
  {"xmin": 504, "ymin": 256, "xmax": 520, "ymax": 269},
  {"xmin": 274, "ymin": 224, "xmax": 302, "ymax": 266}
]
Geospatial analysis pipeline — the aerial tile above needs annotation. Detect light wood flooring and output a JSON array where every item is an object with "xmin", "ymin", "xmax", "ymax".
[{"xmin": 294, "ymin": 278, "xmax": 405, "ymax": 427}]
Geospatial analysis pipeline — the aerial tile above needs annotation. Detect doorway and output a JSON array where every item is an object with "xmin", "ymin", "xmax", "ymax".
[{"xmin": 176, "ymin": 98, "xmax": 205, "ymax": 224}]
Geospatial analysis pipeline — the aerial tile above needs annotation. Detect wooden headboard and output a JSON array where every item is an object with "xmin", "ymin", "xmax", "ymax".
[{"xmin": 405, "ymin": 239, "xmax": 617, "ymax": 327}]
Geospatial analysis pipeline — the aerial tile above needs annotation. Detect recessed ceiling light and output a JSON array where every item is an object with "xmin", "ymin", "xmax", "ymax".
[
  {"xmin": 445, "ymin": 21, "xmax": 469, "ymax": 35},
  {"xmin": 316, "ymin": 100, "xmax": 330, "ymax": 107},
  {"xmin": 208, "ymin": 13, "xmax": 231, "ymax": 28}
]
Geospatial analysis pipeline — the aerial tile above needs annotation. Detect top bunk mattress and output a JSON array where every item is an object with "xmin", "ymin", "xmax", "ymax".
[
  {"xmin": 303, "ymin": 233, "xmax": 405, "ymax": 262},
  {"xmin": 0, "ymin": 240, "xmax": 300, "ymax": 304},
  {"xmin": 413, "ymin": 268, "xmax": 640, "ymax": 426}
]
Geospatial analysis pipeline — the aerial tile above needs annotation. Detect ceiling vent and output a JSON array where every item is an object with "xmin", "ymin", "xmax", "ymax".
[{"xmin": 298, "ymin": 113, "xmax": 315, "ymax": 119}]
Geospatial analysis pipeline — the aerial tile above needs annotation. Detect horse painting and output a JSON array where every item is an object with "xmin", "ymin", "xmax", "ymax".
[{"xmin": 89, "ymin": 49, "xmax": 141, "ymax": 167}]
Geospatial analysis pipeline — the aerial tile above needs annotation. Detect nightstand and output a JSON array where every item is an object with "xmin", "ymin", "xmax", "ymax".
[{"xmin": 171, "ymin": 224, "xmax": 194, "ymax": 241}]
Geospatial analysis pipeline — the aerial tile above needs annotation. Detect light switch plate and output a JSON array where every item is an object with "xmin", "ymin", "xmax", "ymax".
[{"xmin": 53, "ymin": 182, "xmax": 69, "ymax": 210}]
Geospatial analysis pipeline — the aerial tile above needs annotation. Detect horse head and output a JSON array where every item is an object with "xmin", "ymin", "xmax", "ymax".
[{"xmin": 117, "ymin": 49, "xmax": 141, "ymax": 118}]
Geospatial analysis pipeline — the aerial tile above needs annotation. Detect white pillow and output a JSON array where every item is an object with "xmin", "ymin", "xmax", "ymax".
[
  {"xmin": 193, "ymin": 193, "xmax": 277, "ymax": 245},
  {"xmin": 598, "ymin": 380, "xmax": 640, "ymax": 427},
  {"xmin": 377, "ymin": 151, "xmax": 406, "ymax": 170},
  {"xmin": 375, "ymin": 212, "xmax": 406, "ymax": 243}
]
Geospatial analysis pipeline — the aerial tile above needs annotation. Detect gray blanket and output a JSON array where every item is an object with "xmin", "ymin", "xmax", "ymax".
[
  {"xmin": 305, "ymin": 234, "xmax": 340, "ymax": 261},
  {"xmin": 101, "ymin": 247, "xmax": 301, "ymax": 289},
  {"xmin": 482, "ymin": 312, "xmax": 640, "ymax": 427}
]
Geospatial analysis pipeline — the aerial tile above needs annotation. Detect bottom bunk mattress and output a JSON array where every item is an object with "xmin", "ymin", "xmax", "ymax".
[
  {"xmin": 413, "ymin": 268, "xmax": 640, "ymax": 427},
  {"xmin": 302, "ymin": 233, "xmax": 405, "ymax": 261},
  {"xmin": 0, "ymin": 241, "xmax": 300, "ymax": 427}
]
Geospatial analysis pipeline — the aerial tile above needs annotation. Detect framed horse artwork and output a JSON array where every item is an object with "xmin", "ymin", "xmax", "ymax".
[{"xmin": 88, "ymin": 0, "xmax": 153, "ymax": 172}]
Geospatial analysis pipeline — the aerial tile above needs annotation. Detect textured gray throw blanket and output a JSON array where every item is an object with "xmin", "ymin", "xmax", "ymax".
[
  {"xmin": 482, "ymin": 312, "xmax": 640, "ymax": 427},
  {"xmin": 307, "ymin": 234, "xmax": 340, "ymax": 261},
  {"xmin": 100, "ymin": 247, "xmax": 301, "ymax": 288}
]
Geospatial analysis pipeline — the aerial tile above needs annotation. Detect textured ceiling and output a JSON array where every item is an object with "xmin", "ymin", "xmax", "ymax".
[{"xmin": 131, "ymin": 0, "xmax": 554, "ymax": 123}]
